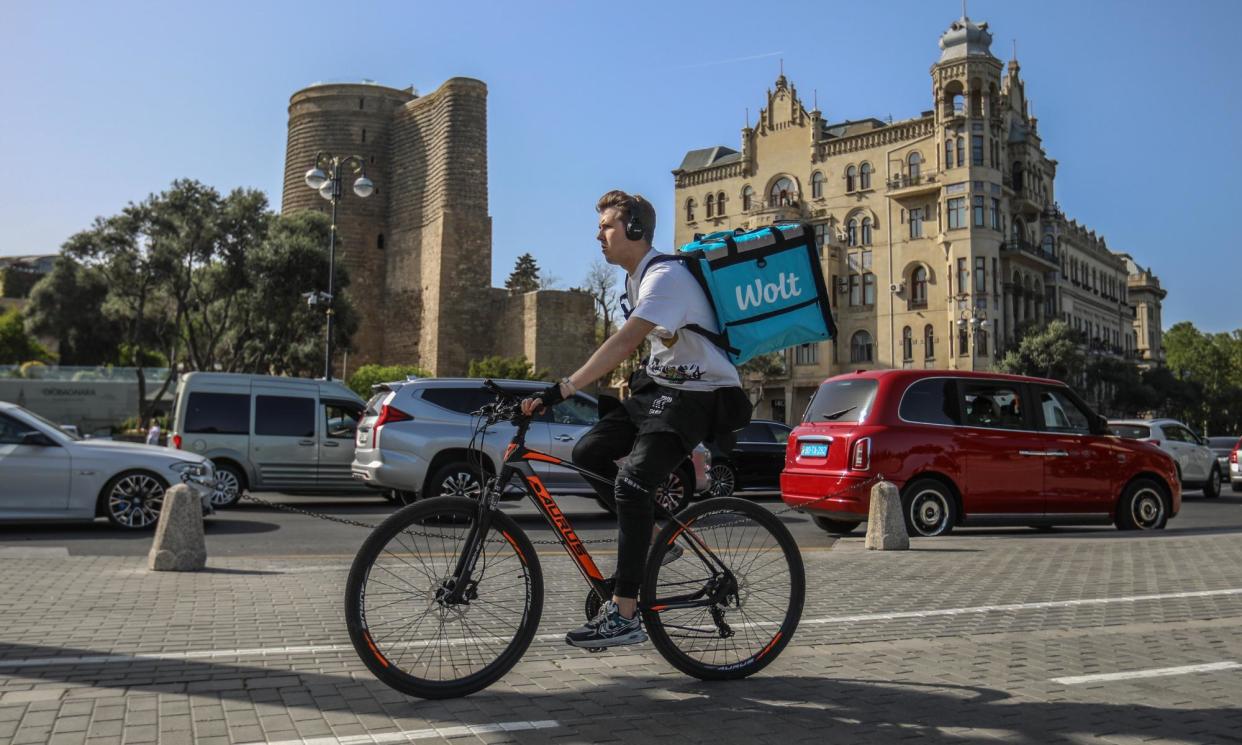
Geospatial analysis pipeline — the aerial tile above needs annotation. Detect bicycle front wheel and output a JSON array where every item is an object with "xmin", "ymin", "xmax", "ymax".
[
  {"xmin": 643, "ymin": 497, "xmax": 805, "ymax": 680},
  {"xmin": 344, "ymin": 497, "xmax": 543, "ymax": 699}
]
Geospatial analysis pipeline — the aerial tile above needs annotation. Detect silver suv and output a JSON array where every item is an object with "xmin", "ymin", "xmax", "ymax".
[{"xmin": 350, "ymin": 378, "xmax": 711, "ymax": 511}]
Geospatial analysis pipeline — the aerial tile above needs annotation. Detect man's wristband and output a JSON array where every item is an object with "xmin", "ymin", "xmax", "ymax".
[{"xmin": 559, "ymin": 376, "xmax": 577, "ymax": 396}]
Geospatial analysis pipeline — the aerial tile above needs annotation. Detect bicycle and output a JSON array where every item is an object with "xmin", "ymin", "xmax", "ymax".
[{"xmin": 345, "ymin": 379, "xmax": 806, "ymax": 699}]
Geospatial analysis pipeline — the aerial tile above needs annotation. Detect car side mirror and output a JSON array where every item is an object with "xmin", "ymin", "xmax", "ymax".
[
  {"xmin": 1091, "ymin": 414, "xmax": 1109, "ymax": 436},
  {"xmin": 20, "ymin": 431, "xmax": 53, "ymax": 447}
]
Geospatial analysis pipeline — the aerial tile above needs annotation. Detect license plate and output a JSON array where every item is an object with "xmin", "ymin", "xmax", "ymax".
[{"xmin": 799, "ymin": 442, "xmax": 828, "ymax": 457}]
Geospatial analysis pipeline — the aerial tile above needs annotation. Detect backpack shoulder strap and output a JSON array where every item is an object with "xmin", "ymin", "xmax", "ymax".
[
  {"xmin": 618, "ymin": 253, "xmax": 741, "ymax": 358},
  {"xmin": 619, "ymin": 254, "xmax": 685, "ymax": 320}
]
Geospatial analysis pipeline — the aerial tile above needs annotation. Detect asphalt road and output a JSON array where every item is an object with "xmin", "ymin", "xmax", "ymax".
[{"xmin": 1, "ymin": 484, "xmax": 1239, "ymax": 557}]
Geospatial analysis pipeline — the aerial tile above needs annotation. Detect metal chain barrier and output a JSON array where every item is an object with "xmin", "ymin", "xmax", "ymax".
[{"xmin": 235, "ymin": 470, "xmax": 889, "ymax": 546}]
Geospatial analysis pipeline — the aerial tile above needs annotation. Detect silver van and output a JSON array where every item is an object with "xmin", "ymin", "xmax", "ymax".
[{"xmin": 169, "ymin": 373, "xmax": 368, "ymax": 507}]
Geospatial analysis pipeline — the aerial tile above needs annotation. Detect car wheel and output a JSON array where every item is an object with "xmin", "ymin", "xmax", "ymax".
[
  {"xmin": 1203, "ymin": 466, "xmax": 1221, "ymax": 499},
  {"xmin": 1116, "ymin": 478, "xmax": 1168, "ymax": 531},
  {"xmin": 901, "ymin": 478, "xmax": 957, "ymax": 537},
  {"xmin": 812, "ymin": 516, "xmax": 861, "ymax": 534},
  {"xmin": 707, "ymin": 463, "xmax": 736, "ymax": 498},
  {"xmin": 654, "ymin": 465, "xmax": 693, "ymax": 516},
  {"xmin": 210, "ymin": 462, "xmax": 246, "ymax": 508},
  {"xmin": 100, "ymin": 470, "xmax": 169, "ymax": 530},
  {"xmin": 427, "ymin": 463, "xmax": 487, "ymax": 499}
]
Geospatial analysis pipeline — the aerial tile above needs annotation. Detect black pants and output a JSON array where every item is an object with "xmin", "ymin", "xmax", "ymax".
[{"xmin": 572, "ymin": 385, "xmax": 716, "ymax": 598}]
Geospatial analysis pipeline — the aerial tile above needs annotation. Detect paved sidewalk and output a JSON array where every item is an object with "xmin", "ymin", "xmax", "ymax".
[{"xmin": 1, "ymin": 532, "xmax": 1241, "ymax": 744}]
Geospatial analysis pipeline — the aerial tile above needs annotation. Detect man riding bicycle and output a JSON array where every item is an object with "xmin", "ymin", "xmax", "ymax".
[{"xmin": 521, "ymin": 189, "xmax": 750, "ymax": 650}]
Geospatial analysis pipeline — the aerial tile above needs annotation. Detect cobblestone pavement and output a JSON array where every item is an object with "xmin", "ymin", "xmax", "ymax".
[{"xmin": 1, "ymin": 530, "xmax": 1240, "ymax": 744}]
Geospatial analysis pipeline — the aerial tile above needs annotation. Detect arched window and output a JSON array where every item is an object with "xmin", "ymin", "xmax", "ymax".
[
  {"xmin": 741, "ymin": 185, "xmax": 754, "ymax": 211},
  {"xmin": 1041, "ymin": 234, "xmax": 1054, "ymax": 257},
  {"xmin": 845, "ymin": 165, "xmax": 857, "ymax": 192},
  {"xmin": 911, "ymin": 266, "xmax": 928, "ymax": 308},
  {"xmin": 859, "ymin": 163, "xmax": 872, "ymax": 190},
  {"xmin": 847, "ymin": 218, "xmax": 858, "ymax": 246},
  {"xmin": 924, "ymin": 324, "xmax": 935, "ymax": 359},
  {"xmin": 770, "ymin": 177, "xmax": 795, "ymax": 206},
  {"xmin": 686, "ymin": 198, "xmax": 696, "ymax": 222},
  {"xmin": 861, "ymin": 217, "xmax": 873, "ymax": 245},
  {"xmin": 716, "ymin": 191, "xmax": 726, "ymax": 216},
  {"xmin": 945, "ymin": 139, "xmax": 954, "ymax": 167},
  {"xmin": 705, "ymin": 193, "xmax": 715, "ymax": 218},
  {"xmin": 902, "ymin": 327, "xmax": 913, "ymax": 361},
  {"xmin": 850, "ymin": 330, "xmax": 874, "ymax": 363},
  {"xmin": 908, "ymin": 152, "xmax": 922, "ymax": 181},
  {"xmin": 811, "ymin": 171, "xmax": 825, "ymax": 199}
]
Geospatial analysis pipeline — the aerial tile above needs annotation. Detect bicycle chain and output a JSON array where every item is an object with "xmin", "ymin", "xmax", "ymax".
[{"xmin": 237, "ymin": 472, "xmax": 887, "ymax": 546}]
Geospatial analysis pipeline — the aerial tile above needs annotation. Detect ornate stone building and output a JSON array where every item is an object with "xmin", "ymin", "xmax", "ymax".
[
  {"xmin": 281, "ymin": 78, "xmax": 593, "ymax": 378},
  {"xmin": 672, "ymin": 15, "xmax": 1164, "ymax": 421}
]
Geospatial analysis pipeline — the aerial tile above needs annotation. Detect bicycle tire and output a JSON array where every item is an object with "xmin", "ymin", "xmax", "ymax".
[
  {"xmin": 344, "ymin": 497, "xmax": 543, "ymax": 699},
  {"xmin": 642, "ymin": 497, "xmax": 804, "ymax": 680}
]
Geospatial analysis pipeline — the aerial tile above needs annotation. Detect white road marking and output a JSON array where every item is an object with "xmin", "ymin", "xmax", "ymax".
[
  {"xmin": 1051, "ymin": 661, "xmax": 1241, "ymax": 685},
  {"xmin": 1, "ymin": 587, "xmax": 1240, "ymax": 671},
  {"xmin": 238, "ymin": 719, "xmax": 559, "ymax": 745}
]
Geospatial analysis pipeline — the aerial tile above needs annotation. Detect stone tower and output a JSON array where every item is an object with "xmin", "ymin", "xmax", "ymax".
[{"xmin": 281, "ymin": 78, "xmax": 593, "ymax": 378}]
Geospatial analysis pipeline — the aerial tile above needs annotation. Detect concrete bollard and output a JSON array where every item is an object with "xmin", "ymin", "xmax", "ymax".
[
  {"xmin": 865, "ymin": 480, "xmax": 909, "ymax": 550},
  {"xmin": 148, "ymin": 484, "xmax": 207, "ymax": 571}
]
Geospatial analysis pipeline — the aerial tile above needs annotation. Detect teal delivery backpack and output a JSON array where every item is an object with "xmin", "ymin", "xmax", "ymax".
[{"xmin": 621, "ymin": 222, "xmax": 837, "ymax": 365}]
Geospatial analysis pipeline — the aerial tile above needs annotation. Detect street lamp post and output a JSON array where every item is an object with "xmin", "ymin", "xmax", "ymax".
[
  {"xmin": 957, "ymin": 302, "xmax": 989, "ymax": 366},
  {"xmin": 303, "ymin": 153, "xmax": 374, "ymax": 380}
]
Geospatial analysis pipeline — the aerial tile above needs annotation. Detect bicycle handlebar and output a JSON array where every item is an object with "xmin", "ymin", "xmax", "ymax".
[{"xmin": 474, "ymin": 379, "xmax": 537, "ymax": 426}]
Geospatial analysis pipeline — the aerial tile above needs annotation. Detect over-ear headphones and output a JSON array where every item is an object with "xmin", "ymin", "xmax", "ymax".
[{"xmin": 624, "ymin": 198, "xmax": 645, "ymax": 242}]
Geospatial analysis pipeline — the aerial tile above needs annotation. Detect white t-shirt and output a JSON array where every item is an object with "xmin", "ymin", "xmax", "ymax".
[{"xmin": 626, "ymin": 250, "xmax": 741, "ymax": 391}]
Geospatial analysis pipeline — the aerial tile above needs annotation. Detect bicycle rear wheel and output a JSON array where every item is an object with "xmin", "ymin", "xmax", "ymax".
[
  {"xmin": 344, "ymin": 497, "xmax": 543, "ymax": 699},
  {"xmin": 643, "ymin": 497, "xmax": 804, "ymax": 680}
]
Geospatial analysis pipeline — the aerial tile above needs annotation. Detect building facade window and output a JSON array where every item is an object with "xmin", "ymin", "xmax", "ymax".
[
  {"xmin": 863, "ymin": 272, "xmax": 876, "ymax": 305},
  {"xmin": 814, "ymin": 223, "xmax": 828, "ymax": 255},
  {"xmin": 811, "ymin": 171, "xmax": 824, "ymax": 199},
  {"xmin": 770, "ymin": 177, "xmax": 795, "ymax": 206},
  {"xmin": 716, "ymin": 191, "xmax": 726, "ymax": 215},
  {"xmin": 860, "ymin": 162, "xmax": 872, "ymax": 190},
  {"xmin": 685, "ymin": 198, "xmax": 696, "ymax": 222},
  {"xmin": 902, "ymin": 326, "xmax": 913, "ymax": 361},
  {"xmin": 977, "ymin": 329, "xmax": 988, "ymax": 356},
  {"xmin": 847, "ymin": 218, "xmax": 858, "ymax": 246},
  {"xmin": 741, "ymin": 185, "xmax": 753, "ymax": 211},
  {"xmin": 908, "ymin": 152, "xmax": 921, "ymax": 181},
  {"xmin": 705, "ymin": 193, "xmax": 714, "ymax": 218},
  {"xmin": 909, "ymin": 207, "xmax": 924, "ymax": 238},
  {"xmin": 911, "ymin": 266, "xmax": 928, "ymax": 308},
  {"xmin": 850, "ymin": 331, "xmax": 874, "ymax": 363},
  {"xmin": 924, "ymin": 324, "xmax": 935, "ymax": 359},
  {"xmin": 958, "ymin": 325, "xmax": 969, "ymax": 356},
  {"xmin": 990, "ymin": 198, "xmax": 1000, "ymax": 229},
  {"xmin": 975, "ymin": 257, "xmax": 986, "ymax": 292},
  {"xmin": 956, "ymin": 136, "xmax": 965, "ymax": 166},
  {"xmin": 947, "ymin": 197, "xmax": 966, "ymax": 229},
  {"xmin": 971, "ymin": 135, "xmax": 984, "ymax": 165},
  {"xmin": 795, "ymin": 343, "xmax": 818, "ymax": 365},
  {"xmin": 846, "ymin": 165, "xmax": 857, "ymax": 192},
  {"xmin": 973, "ymin": 196, "xmax": 985, "ymax": 226},
  {"xmin": 849, "ymin": 274, "xmax": 861, "ymax": 306},
  {"xmin": 945, "ymin": 139, "xmax": 954, "ymax": 167},
  {"xmin": 957, "ymin": 258, "xmax": 968, "ymax": 295},
  {"xmin": 861, "ymin": 217, "xmax": 873, "ymax": 245}
]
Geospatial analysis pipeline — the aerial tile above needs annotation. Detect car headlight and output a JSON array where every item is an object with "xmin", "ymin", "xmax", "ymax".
[{"xmin": 170, "ymin": 461, "xmax": 209, "ymax": 478}]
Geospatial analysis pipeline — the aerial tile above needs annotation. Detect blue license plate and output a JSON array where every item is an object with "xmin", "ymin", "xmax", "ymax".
[{"xmin": 799, "ymin": 442, "xmax": 829, "ymax": 457}]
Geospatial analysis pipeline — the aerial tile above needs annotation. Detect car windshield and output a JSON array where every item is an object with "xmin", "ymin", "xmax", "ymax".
[
  {"xmin": 11, "ymin": 406, "xmax": 76, "ymax": 442},
  {"xmin": 1109, "ymin": 424, "xmax": 1150, "ymax": 439},
  {"xmin": 803, "ymin": 379, "xmax": 878, "ymax": 423}
]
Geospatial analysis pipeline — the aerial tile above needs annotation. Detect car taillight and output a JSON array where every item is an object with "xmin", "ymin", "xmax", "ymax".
[
  {"xmin": 172, "ymin": 434, "xmax": 182, "ymax": 450},
  {"xmin": 375, "ymin": 404, "xmax": 413, "ymax": 428},
  {"xmin": 850, "ymin": 437, "xmax": 871, "ymax": 471},
  {"xmin": 1232, "ymin": 449, "xmax": 1239, "ymax": 464}
]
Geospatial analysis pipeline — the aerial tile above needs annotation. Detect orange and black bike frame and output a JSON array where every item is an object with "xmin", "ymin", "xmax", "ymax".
[{"xmin": 446, "ymin": 398, "xmax": 735, "ymax": 616}]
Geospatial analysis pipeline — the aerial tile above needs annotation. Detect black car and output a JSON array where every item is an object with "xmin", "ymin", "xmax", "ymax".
[{"xmin": 704, "ymin": 419, "xmax": 792, "ymax": 497}]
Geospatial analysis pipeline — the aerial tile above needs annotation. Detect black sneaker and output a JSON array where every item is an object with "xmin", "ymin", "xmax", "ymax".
[{"xmin": 565, "ymin": 600, "xmax": 647, "ymax": 649}]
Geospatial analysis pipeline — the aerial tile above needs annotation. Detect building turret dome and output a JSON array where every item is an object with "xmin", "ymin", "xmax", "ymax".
[{"xmin": 937, "ymin": 16, "xmax": 995, "ymax": 62}]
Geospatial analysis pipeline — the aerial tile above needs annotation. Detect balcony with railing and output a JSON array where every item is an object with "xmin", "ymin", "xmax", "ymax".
[
  {"xmin": 1000, "ymin": 238, "xmax": 1058, "ymax": 269},
  {"xmin": 885, "ymin": 171, "xmax": 941, "ymax": 197}
]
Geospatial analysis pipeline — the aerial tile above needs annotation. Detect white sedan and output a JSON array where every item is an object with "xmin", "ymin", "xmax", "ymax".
[{"xmin": 0, "ymin": 401, "xmax": 217, "ymax": 529}]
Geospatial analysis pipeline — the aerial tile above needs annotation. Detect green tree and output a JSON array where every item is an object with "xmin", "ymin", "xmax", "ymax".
[
  {"xmin": 996, "ymin": 320, "xmax": 1085, "ymax": 383},
  {"xmin": 467, "ymin": 355, "xmax": 549, "ymax": 380},
  {"xmin": 0, "ymin": 308, "xmax": 52, "ymax": 364},
  {"xmin": 505, "ymin": 253, "xmax": 540, "ymax": 294},
  {"xmin": 347, "ymin": 363, "xmax": 432, "ymax": 399},
  {"xmin": 25, "ymin": 257, "xmax": 121, "ymax": 364},
  {"xmin": 1163, "ymin": 321, "xmax": 1242, "ymax": 433}
]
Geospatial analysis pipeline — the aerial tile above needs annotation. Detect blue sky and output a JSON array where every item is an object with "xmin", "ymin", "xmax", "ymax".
[{"xmin": 4, "ymin": 0, "xmax": 1239, "ymax": 332}]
